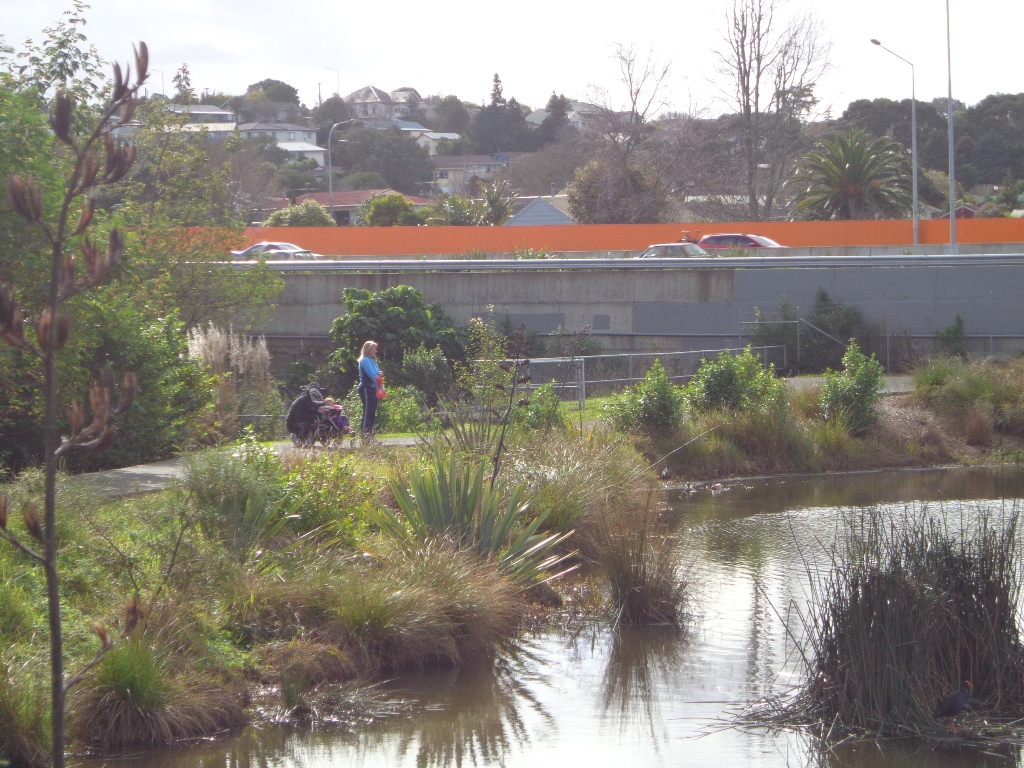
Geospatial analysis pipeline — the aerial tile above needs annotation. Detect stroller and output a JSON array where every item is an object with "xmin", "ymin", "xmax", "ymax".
[{"xmin": 286, "ymin": 383, "xmax": 353, "ymax": 447}]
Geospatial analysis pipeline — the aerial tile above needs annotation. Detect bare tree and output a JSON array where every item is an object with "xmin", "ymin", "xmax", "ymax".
[{"xmin": 714, "ymin": 0, "xmax": 831, "ymax": 220}]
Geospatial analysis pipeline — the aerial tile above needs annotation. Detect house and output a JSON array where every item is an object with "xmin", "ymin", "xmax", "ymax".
[
  {"xmin": 166, "ymin": 103, "xmax": 237, "ymax": 123},
  {"xmin": 296, "ymin": 188, "xmax": 432, "ymax": 226},
  {"xmin": 237, "ymin": 122, "xmax": 317, "ymax": 144},
  {"xmin": 412, "ymin": 131, "xmax": 460, "ymax": 155},
  {"xmin": 344, "ymin": 86, "xmax": 423, "ymax": 123},
  {"xmin": 431, "ymin": 154, "xmax": 515, "ymax": 194},
  {"xmin": 503, "ymin": 196, "xmax": 574, "ymax": 226},
  {"xmin": 277, "ymin": 142, "xmax": 327, "ymax": 167}
]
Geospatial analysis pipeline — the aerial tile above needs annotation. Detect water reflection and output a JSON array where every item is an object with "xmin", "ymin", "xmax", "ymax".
[{"xmin": 73, "ymin": 468, "xmax": 1024, "ymax": 768}]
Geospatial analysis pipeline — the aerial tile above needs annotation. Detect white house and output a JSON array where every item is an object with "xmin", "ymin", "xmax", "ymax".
[{"xmin": 237, "ymin": 122, "xmax": 317, "ymax": 144}]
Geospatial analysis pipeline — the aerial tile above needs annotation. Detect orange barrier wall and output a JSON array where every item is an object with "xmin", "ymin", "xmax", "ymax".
[{"xmin": 241, "ymin": 218, "xmax": 1024, "ymax": 256}]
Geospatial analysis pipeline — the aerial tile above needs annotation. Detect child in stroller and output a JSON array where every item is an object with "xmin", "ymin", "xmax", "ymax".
[{"xmin": 318, "ymin": 397, "xmax": 353, "ymax": 443}]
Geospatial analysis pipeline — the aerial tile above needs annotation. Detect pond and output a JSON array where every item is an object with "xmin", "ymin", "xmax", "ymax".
[{"xmin": 75, "ymin": 467, "xmax": 1024, "ymax": 768}]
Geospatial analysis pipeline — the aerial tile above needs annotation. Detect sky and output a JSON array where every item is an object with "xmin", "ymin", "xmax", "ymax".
[{"xmin": 2, "ymin": 0, "xmax": 1021, "ymax": 119}]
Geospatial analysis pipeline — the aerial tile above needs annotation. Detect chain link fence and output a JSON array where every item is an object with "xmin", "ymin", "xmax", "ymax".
[{"xmin": 516, "ymin": 346, "xmax": 787, "ymax": 405}]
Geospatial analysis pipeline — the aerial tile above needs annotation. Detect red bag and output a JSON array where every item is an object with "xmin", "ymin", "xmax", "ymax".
[{"xmin": 376, "ymin": 373, "xmax": 386, "ymax": 400}]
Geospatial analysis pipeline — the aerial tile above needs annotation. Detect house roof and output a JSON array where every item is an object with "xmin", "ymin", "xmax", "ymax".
[
  {"xmin": 431, "ymin": 154, "xmax": 514, "ymax": 169},
  {"xmin": 277, "ymin": 142, "xmax": 324, "ymax": 153},
  {"xmin": 297, "ymin": 189, "xmax": 433, "ymax": 209},
  {"xmin": 237, "ymin": 122, "xmax": 313, "ymax": 132},
  {"xmin": 179, "ymin": 122, "xmax": 237, "ymax": 133},
  {"xmin": 167, "ymin": 104, "xmax": 235, "ymax": 117},
  {"xmin": 504, "ymin": 197, "xmax": 575, "ymax": 226},
  {"xmin": 344, "ymin": 86, "xmax": 392, "ymax": 104}
]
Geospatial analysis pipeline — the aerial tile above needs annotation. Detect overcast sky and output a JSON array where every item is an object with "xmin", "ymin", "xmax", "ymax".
[{"xmin": 3, "ymin": 0, "xmax": 1020, "ymax": 118}]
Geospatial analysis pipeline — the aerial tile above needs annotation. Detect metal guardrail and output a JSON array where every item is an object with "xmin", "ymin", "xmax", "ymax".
[{"xmin": 232, "ymin": 253, "xmax": 1024, "ymax": 272}]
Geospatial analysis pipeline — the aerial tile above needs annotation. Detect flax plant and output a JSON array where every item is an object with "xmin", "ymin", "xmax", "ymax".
[{"xmin": 0, "ymin": 44, "xmax": 149, "ymax": 768}]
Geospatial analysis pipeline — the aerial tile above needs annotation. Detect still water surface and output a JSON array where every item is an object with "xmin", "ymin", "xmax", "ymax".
[{"xmin": 77, "ymin": 468, "xmax": 1024, "ymax": 768}]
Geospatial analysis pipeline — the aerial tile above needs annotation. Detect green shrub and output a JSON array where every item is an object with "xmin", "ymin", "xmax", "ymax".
[
  {"xmin": 514, "ymin": 382, "xmax": 566, "ymax": 431},
  {"xmin": 936, "ymin": 315, "xmax": 968, "ymax": 359},
  {"xmin": 802, "ymin": 290, "xmax": 875, "ymax": 373},
  {"xmin": 683, "ymin": 347, "xmax": 786, "ymax": 415},
  {"xmin": 604, "ymin": 359, "xmax": 684, "ymax": 434},
  {"xmin": 820, "ymin": 341, "xmax": 884, "ymax": 432},
  {"xmin": 393, "ymin": 344, "xmax": 453, "ymax": 406},
  {"xmin": 282, "ymin": 453, "xmax": 375, "ymax": 543}
]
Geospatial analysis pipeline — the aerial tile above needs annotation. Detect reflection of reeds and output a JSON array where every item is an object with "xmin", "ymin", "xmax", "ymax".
[
  {"xmin": 774, "ymin": 504, "xmax": 1024, "ymax": 738},
  {"xmin": 600, "ymin": 626, "xmax": 690, "ymax": 737}
]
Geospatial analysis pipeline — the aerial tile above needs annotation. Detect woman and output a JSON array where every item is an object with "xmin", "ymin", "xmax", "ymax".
[{"xmin": 357, "ymin": 340, "xmax": 381, "ymax": 437}]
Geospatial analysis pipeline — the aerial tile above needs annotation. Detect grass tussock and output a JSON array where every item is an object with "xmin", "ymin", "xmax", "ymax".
[
  {"xmin": 775, "ymin": 506, "xmax": 1024, "ymax": 738},
  {"xmin": 237, "ymin": 542, "xmax": 523, "ymax": 672},
  {"xmin": 915, "ymin": 357, "xmax": 1024, "ymax": 440},
  {"xmin": 0, "ymin": 661, "xmax": 49, "ymax": 768},
  {"xmin": 71, "ymin": 636, "xmax": 244, "ymax": 752},
  {"xmin": 256, "ymin": 640, "xmax": 358, "ymax": 710},
  {"xmin": 589, "ymin": 501, "xmax": 693, "ymax": 627}
]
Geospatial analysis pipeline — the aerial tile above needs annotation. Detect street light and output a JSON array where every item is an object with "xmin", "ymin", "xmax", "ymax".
[
  {"xmin": 946, "ymin": 0, "xmax": 957, "ymax": 246},
  {"xmin": 327, "ymin": 121, "xmax": 353, "ymax": 223},
  {"xmin": 871, "ymin": 39, "xmax": 918, "ymax": 246}
]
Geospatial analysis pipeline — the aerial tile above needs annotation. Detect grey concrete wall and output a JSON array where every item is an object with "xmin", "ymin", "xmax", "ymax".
[{"xmin": 249, "ymin": 262, "xmax": 1024, "ymax": 366}]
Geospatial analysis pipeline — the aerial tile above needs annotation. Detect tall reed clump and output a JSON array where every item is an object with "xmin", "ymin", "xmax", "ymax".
[
  {"xmin": 589, "ymin": 501, "xmax": 692, "ymax": 627},
  {"xmin": 783, "ymin": 506, "xmax": 1024, "ymax": 737}
]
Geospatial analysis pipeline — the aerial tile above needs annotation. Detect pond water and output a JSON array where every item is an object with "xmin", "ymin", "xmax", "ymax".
[{"xmin": 76, "ymin": 467, "xmax": 1024, "ymax": 768}]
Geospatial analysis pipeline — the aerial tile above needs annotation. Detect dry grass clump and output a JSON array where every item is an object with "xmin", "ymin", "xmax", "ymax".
[
  {"xmin": 589, "ymin": 501, "xmax": 693, "ymax": 627},
  {"xmin": 915, "ymin": 357, "xmax": 1024, "ymax": 441},
  {"xmin": 238, "ymin": 543, "xmax": 523, "ymax": 673},
  {"xmin": 773, "ymin": 505, "xmax": 1024, "ymax": 738},
  {"xmin": 256, "ymin": 640, "xmax": 358, "ymax": 711}
]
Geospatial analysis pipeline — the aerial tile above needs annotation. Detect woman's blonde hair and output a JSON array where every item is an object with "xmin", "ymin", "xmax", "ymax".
[{"xmin": 358, "ymin": 340, "xmax": 378, "ymax": 360}]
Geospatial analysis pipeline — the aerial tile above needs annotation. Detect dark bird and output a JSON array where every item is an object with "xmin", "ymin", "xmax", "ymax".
[
  {"xmin": 933, "ymin": 680, "xmax": 972, "ymax": 734},
  {"xmin": 660, "ymin": 467, "xmax": 671, "ymax": 480}
]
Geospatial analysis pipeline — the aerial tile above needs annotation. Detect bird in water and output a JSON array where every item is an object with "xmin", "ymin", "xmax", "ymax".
[{"xmin": 933, "ymin": 680, "xmax": 972, "ymax": 734}]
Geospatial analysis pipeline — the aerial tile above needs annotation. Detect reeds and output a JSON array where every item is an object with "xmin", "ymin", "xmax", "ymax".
[
  {"xmin": 0, "ymin": 661, "xmax": 49, "ymax": 768},
  {"xmin": 778, "ymin": 505, "xmax": 1024, "ymax": 738},
  {"xmin": 589, "ymin": 501, "xmax": 693, "ymax": 627}
]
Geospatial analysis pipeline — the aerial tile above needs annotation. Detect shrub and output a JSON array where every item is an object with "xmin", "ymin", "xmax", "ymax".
[
  {"xmin": 282, "ymin": 452, "xmax": 376, "ymax": 542},
  {"xmin": 604, "ymin": 359, "xmax": 684, "ymax": 434},
  {"xmin": 936, "ymin": 315, "xmax": 968, "ymax": 359},
  {"xmin": 683, "ymin": 347, "xmax": 786, "ymax": 415},
  {"xmin": 393, "ymin": 344, "xmax": 453, "ymax": 406},
  {"xmin": 513, "ymin": 382, "xmax": 566, "ymax": 432},
  {"xmin": 262, "ymin": 199, "xmax": 335, "ymax": 227},
  {"xmin": 819, "ymin": 341, "xmax": 884, "ymax": 432}
]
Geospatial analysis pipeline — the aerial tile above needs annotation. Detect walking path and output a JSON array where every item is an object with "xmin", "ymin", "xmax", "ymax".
[{"xmin": 67, "ymin": 375, "xmax": 914, "ymax": 500}]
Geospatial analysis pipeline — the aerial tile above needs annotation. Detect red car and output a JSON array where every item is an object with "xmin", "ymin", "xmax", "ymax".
[{"xmin": 697, "ymin": 233, "xmax": 785, "ymax": 249}]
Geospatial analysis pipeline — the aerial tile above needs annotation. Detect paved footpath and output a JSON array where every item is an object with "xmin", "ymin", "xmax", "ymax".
[{"xmin": 68, "ymin": 376, "xmax": 914, "ymax": 499}]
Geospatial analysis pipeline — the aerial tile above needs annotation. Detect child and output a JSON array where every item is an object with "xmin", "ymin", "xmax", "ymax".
[{"xmin": 319, "ymin": 397, "xmax": 352, "ymax": 434}]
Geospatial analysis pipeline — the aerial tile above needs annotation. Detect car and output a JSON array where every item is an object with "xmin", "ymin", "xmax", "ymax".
[
  {"xmin": 231, "ymin": 241, "xmax": 323, "ymax": 260},
  {"xmin": 637, "ymin": 242, "xmax": 710, "ymax": 258},
  {"xmin": 696, "ymin": 233, "xmax": 785, "ymax": 249}
]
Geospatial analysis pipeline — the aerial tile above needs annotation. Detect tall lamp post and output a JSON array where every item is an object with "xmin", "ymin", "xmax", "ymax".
[
  {"xmin": 327, "ymin": 120, "xmax": 352, "ymax": 223},
  {"xmin": 946, "ymin": 0, "xmax": 957, "ymax": 246},
  {"xmin": 871, "ymin": 39, "xmax": 918, "ymax": 246}
]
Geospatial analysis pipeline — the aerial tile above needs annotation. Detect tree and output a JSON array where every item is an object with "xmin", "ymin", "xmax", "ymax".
[
  {"xmin": 365, "ymin": 193, "xmax": 422, "ymax": 226},
  {"xmin": 310, "ymin": 95, "xmax": 349, "ymax": 134},
  {"xmin": 566, "ymin": 159, "xmax": 668, "ymax": 223},
  {"xmin": 423, "ymin": 194, "xmax": 487, "ymax": 226},
  {"xmin": 263, "ymin": 198, "xmax": 335, "ymax": 226},
  {"xmin": 171, "ymin": 63, "xmax": 195, "ymax": 104},
  {"xmin": 433, "ymin": 94, "xmax": 471, "ymax": 134},
  {"xmin": 535, "ymin": 92, "xmax": 572, "ymax": 146},
  {"xmin": 468, "ymin": 74, "xmax": 534, "ymax": 153},
  {"xmin": 788, "ymin": 129, "xmax": 912, "ymax": 220},
  {"xmin": 714, "ymin": 0, "xmax": 831, "ymax": 220},
  {"xmin": 479, "ymin": 179, "xmax": 516, "ymax": 225},
  {"xmin": 0, "ymin": 43, "xmax": 149, "ymax": 768},
  {"xmin": 339, "ymin": 126, "xmax": 434, "ymax": 194},
  {"xmin": 399, "ymin": 91, "xmax": 430, "ymax": 126},
  {"xmin": 327, "ymin": 285, "xmax": 464, "ymax": 389},
  {"xmin": 246, "ymin": 78, "xmax": 299, "ymax": 104}
]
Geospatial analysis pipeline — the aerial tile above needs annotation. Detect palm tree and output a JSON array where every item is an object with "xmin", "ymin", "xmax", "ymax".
[{"xmin": 788, "ymin": 129, "xmax": 913, "ymax": 220}]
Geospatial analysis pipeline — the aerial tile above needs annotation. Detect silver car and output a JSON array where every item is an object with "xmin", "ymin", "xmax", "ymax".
[
  {"xmin": 637, "ymin": 242, "xmax": 710, "ymax": 258},
  {"xmin": 231, "ymin": 241, "xmax": 323, "ymax": 260}
]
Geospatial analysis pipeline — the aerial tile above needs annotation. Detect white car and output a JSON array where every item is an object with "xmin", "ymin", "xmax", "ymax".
[
  {"xmin": 231, "ymin": 241, "xmax": 323, "ymax": 260},
  {"xmin": 637, "ymin": 242, "xmax": 710, "ymax": 258}
]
